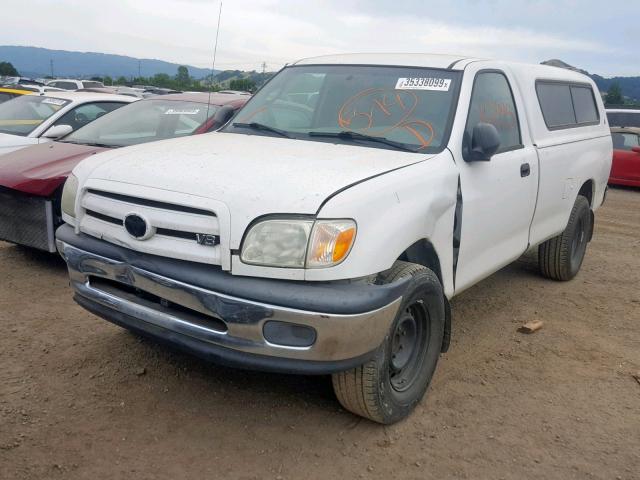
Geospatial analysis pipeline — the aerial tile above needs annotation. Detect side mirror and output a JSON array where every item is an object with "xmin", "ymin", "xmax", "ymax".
[
  {"xmin": 467, "ymin": 122, "xmax": 501, "ymax": 162},
  {"xmin": 43, "ymin": 124, "xmax": 73, "ymax": 139},
  {"xmin": 211, "ymin": 105, "xmax": 236, "ymax": 130},
  {"xmin": 632, "ymin": 146, "xmax": 640, "ymax": 154}
]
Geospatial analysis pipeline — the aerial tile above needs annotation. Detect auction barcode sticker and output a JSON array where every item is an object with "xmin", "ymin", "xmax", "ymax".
[
  {"xmin": 395, "ymin": 78, "xmax": 452, "ymax": 91},
  {"xmin": 42, "ymin": 98, "xmax": 67, "ymax": 106},
  {"xmin": 164, "ymin": 108, "xmax": 201, "ymax": 115}
]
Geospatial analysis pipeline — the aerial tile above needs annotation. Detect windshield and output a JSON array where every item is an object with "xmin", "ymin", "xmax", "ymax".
[
  {"xmin": 224, "ymin": 65, "xmax": 461, "ymax": 152},
  {"xmin": 0, "ymin": 95, "xmax": 69, "ymax": 136},
  {"xmin": 607, "ymin": 111, "xmax": 640, "ymax": 128},
  {"xmin": 63, "ymin": 99, "xmax": 219, "ymax": 147}
]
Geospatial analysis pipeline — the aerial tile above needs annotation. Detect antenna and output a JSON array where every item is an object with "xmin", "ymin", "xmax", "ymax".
[{"xmin": 205, "ymin": 0, "xmax": 223, "ymax": 122}]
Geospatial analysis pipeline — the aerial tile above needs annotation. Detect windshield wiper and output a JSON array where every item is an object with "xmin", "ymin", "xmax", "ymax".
[
  {"xmin": 309, "ymin": 131, "xmax": 419, "ymax": 152},
  {"xmin": 85, "ymin": 142, "xmax": 121, "ymax": 148},
  {"xmin": 231, "ymin": 122, "xmax": 292, "ymax": 138},
  {"xmin": 59, "ymin": 140, "xmax": 120, "ymax": 148}
]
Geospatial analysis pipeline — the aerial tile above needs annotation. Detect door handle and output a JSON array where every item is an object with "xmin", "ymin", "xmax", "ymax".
[{"xmin": 520, "ymin": 163, "xmax": 531, "ymax": 177}]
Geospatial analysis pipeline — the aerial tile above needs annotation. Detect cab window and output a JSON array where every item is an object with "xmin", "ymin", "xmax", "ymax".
[{"xmin": 464, "ymin": 71, "xmax": 522, "ymax": 156}]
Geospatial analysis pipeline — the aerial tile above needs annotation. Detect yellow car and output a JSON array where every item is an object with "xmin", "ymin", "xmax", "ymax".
[{"xmin": 0, "ymin": 87, "xmax": 33, "ymax": 104}]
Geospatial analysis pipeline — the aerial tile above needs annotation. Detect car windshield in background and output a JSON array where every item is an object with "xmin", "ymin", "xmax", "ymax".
[
  {"xmin": 0, "ymin": 95, "xmax": 69, "ymax": 136},
  {"xmin": 225, "ymin": 65, "xmax": 461, "ymax": 152},
  {"xmin": 607, "ymin": 111, "xmax": 640, "ymax": 128},
  {"xmin": 62, "ymin": 99, "xmax": 218, "ymax": 148}
]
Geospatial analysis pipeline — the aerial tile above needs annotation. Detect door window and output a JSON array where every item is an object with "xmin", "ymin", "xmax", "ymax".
[
  {"xmin": 464, "ymin": 71, "xmax": 522, "ymax": 156},
  {"xmin": 57, "ymin": 81, "xmax": 78, "ymax": 90},
  {"xmin": 53, "ymin": 102, "xmax": 125, "ymax": 130}
]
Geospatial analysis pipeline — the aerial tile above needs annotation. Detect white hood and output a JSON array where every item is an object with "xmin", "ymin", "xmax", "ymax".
[
  {"xmin": 0, "ymin": 133, "xmax": 40, "ymax": 156},
  {"xmin": 77, "ymin": 131, "xmax": 431, "ymax": 223}
]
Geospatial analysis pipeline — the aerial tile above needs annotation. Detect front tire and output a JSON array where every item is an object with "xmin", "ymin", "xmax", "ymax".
[
  {"xmin": 332, "ymin": 261, "xmax": 445, "ymax": 424},
  {"xmin": 539, "ymin": 195, "xmax": 591, "ymax": 281}
]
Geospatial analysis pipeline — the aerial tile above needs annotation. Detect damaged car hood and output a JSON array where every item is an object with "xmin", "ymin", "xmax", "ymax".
[
  {"xmin": 77, "ymin": 131, "xmax": 433, "ymax": 222},
  {"xmin": 0, "ymin": 141, "xmax": 106, "ymax": 196}
]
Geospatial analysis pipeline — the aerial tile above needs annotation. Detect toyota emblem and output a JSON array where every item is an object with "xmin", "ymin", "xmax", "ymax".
[{"xmin": 123, "ymin": 213, "xmax": 154, "ymax": 240}]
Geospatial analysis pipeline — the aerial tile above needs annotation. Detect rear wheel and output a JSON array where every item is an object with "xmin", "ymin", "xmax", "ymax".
[
  {"xmin": 332, "ymin": 261, "xmax": 445, "ymax": 424},
  {"xmin": 539, "ymin": 195, "xmax": 591, "ymax": 281}
]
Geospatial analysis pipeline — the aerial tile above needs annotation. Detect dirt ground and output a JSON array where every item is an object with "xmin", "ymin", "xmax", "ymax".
[{"xmin": 1, "ymin": 187, "xmax": 639, "ymax": 480}]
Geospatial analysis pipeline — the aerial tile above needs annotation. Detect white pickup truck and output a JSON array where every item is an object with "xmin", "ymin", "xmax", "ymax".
[{"xmin": 56, "ymin": 54, "xmax": 612, "ymax": 424}]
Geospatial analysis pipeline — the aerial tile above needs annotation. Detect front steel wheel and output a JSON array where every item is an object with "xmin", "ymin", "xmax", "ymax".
[{"xmin": 332, "ymin": 261, "xmax": 445, "ymax": 424}]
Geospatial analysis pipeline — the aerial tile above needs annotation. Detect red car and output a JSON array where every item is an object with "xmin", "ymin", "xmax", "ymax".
[
  {"xmin": 610, "ymin": 127, "xmax": 640, "ymax": 187},
  {"xmin": 0, "ymin": 92, "xmax": 248, "ymax": 251}
]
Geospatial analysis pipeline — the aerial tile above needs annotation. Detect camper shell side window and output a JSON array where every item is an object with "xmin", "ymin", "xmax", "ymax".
[
  {"xmin": 535, "ymin": 80, "xmax": 600, "ymax": 131},
  {"xmin": 536, "ymin": 80, "xmax": 600, "ymax": 130}
]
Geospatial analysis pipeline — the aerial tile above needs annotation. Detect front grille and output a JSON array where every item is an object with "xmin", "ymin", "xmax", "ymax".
[
  {"xmin": 0, "ymin": 189, "xmax": 55, "ymax": 252},
  {"xmin": 86, "ymin": 209, "xmax": 120, "ymax": 225},
  {"xmin": 85, "ymin": 209, "xmax": 200, "ymax": 241},
  {"xmin": 87, "ymin": 189, "xmax": 216, "ymax": 217},
  {"xmin": 80, "ymin": 189, "xmax": 223, "ymax": 265}
]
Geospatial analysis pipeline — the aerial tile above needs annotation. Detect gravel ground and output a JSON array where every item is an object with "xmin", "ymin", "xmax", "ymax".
[{"xmin": 1, "ymin": 187, "xmax": 639, "ymax": 480}]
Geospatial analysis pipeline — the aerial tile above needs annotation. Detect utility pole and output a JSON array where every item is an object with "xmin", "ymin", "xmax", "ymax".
[
  {"xmin": 50, "ymin": 59, "xmax": 54, "ymax": 78},
  {"xmin": 261, "ymin": 61, "xmax": 267, "ymax": 74},
  {"xmin": 138, "ymin": 60, "xmax": 141, "ymax": 79}
]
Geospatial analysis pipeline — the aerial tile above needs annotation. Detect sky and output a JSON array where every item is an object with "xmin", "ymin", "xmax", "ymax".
[{"xmin": 1, "ymin": 0, "xmax": 638, "ymax": 77}]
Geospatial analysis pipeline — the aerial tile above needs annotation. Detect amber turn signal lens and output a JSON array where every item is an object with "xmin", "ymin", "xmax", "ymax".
[
  {"xmin": 306, "ymin": 220, "xmax": 356, "ymax": 268},
  {"xmin": 332, "ymin": 227, "xmax": 356, "ymax": 262}
]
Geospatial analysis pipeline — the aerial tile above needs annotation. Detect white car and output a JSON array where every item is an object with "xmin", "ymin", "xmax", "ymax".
[
  {"xmin": 17, "ymin": 85, "xmax": 68, "ymax": 94},
  {"xmin": 46, "ymin": 79, "xmax": 105, "ymax": 90},
  {"xmin": 57, "ymin": 53, "xmax": 612, "ymax": 424},
  {"xmin": 0, "ymin": 92, "xmax": 137, "ymax": 155}
]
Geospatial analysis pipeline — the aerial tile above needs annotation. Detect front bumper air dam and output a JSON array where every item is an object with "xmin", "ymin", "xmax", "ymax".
[{"xmin": 56, "ymin": 224, "xmax": 407, "ymax": 375}]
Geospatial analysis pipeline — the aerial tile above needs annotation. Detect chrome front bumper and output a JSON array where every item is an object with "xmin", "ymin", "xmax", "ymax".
[{"xmin": 58, "ymin": 240, "xmax": 402, "ymax": 371}]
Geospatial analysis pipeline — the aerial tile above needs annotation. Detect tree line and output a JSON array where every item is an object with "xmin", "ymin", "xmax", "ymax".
[
  {"xmin": 99, "ymin": 66, "xmax": 259, "ymax": 92},
  {"xmin": 1, "ymin": 61, "xmax": 262, "ymax": 93},
  {"xmin": 0, "ymin": 61, "xmax": 19, "ymax": 76}
]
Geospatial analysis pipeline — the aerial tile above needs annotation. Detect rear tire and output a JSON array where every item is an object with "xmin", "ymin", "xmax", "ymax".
[
  {"xmin": 332, "ymin": 261, "xmax": 445, "ymax": 424},
  {"xmin": 539, "ymin": 195, "xmax": 591, "ymax": 281}
]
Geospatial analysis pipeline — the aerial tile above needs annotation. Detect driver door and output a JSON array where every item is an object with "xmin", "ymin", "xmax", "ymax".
[{"xmin": 452, "ymin": 66, "xmax": 539, "ymax": 293}]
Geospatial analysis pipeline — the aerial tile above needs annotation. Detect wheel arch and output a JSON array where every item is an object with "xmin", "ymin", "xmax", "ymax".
[
  {"xmin": 577, "ymin": 179, "xmax": 595, "ymax": 241},
  {"xmin": 396, "ymin": 239, "xmax": 450, "ymax": 353},
  {"xmin": 397, "ymin": 238, "xmax": 442, "ymax": 286},
  {"xmin": 578, "ymin": 179, "xmax": 594, "ymax": 208}
]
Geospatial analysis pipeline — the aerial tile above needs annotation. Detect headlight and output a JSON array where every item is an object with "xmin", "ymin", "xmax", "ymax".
[
  {"xmin": 240, "ymin": 218, "xmax": 356, "ymax": 269},
  {"xmin": 61, "ymin": 173, "xmax": 79, "ymax": 219},
  {"xmin": 241, "ymin": 219, "xmax": 314, "ymax": 268}
]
